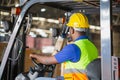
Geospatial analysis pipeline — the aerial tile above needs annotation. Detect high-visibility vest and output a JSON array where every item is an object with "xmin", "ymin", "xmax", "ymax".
[{"xmin": 63, "ymin": 39, "xmax": 98, "ymax": 80}]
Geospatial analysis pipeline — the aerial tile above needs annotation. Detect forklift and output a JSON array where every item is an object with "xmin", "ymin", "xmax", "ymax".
[{"xmin": 0, "ymin": 0, "xmax": 120, "ymax": 80}]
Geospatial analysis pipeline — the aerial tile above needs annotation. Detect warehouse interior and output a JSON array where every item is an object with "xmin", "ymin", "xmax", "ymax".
[{"xmin": 0, "ymin": 0, "xmax": 120, "ymax": 80}]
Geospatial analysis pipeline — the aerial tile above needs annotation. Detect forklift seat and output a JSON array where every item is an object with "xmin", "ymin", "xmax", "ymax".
[{"xmin": 86, "ymin": 58, "xmax": 101, "ymax": 80}]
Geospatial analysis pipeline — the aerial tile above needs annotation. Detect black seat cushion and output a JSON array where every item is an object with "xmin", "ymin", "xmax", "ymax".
[{"xmin": 86, "ymin": 58, "xmax": 101, "ymax": 80}]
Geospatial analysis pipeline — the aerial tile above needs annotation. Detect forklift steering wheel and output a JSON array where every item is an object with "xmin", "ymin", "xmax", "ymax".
[
  {"xmin": 31, "ymin": 58, "xmax": 55, "ymax": 73},
  {"xmin": 31, "ymin": 58, "xmax": 45, "ymax": 71}
]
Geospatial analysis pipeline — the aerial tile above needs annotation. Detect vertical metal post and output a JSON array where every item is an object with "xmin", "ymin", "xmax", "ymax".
[{"xmin": 100, "ymin": 0, "xmax": 112, "ymax": 80}]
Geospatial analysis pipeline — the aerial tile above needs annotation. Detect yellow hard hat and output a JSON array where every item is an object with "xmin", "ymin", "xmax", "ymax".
[{"xmin": 66, "ymin": 13, "xmax": 89, "ymax": 29}]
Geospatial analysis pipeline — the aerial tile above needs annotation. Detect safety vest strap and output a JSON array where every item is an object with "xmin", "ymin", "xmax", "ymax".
[
  {"xmin": 64, "ymin": 73, "xmax": 88, "ymax": 80},
  {"xmin": 64, "ymin": 68, "xmax": 87, "ymax": 74}
]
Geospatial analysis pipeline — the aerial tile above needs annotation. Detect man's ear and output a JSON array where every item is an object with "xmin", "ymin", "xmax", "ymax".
[{"xmin": 71, "ymin": 28, "xmax": 75, "ymax": 34}]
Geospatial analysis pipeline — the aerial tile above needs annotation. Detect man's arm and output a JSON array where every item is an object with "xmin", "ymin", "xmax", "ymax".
[{"xmin": 30, "ymin": 53, "xmax": 58, "ymax": 65}]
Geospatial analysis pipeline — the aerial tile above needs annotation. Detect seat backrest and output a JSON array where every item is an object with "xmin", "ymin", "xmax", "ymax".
[{"xmin": 86, "ymin": 58, "xmax": 101, "ymax": 80}]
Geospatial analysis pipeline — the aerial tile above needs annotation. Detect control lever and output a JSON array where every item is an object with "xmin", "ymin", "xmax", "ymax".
[{"xmin": 31, "ymin": 58, "xmax": 39, "ymax": 67}]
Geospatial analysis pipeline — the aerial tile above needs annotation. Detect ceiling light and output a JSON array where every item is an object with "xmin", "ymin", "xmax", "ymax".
[
  {"xmin": 47, "ymin": 19, "xmax": 59, "ymax": 24},
  {"xmin": 90, "ymin": 25, "xmax": 100, "ymax": 30},
  {"xmin": 32, "ymin": 17, "xmax": 46, "ymax": 21},
  {"xmin": 15, "ymin": 4, "xmax": 20, "ymax": 7},
  {"xmin": 32, "ymin": 17, "xmax": 59, "ymax": 24},
  {"xmin": 41, "ymin": 8, "xmax": 46, "ymax": 12},
  {"xmin": 0, "ymin": 33, "xmax": 5, "ymax": 37},
  {"xmin": 0, "ymin": 11, "xmax": 9, "ymax": 16}
]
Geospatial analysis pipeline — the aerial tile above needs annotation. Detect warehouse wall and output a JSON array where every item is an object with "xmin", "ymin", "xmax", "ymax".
[
  {"xmin": 91, "ymin": 33, "xmax": 101, "ymax": 55},
  {"xmin": 113, "ymin": 26, "xmax": 120, "ymax": 57},
  {"xmin": 0, "ymin": 42, "xmax": 7, "ymax": 62}
]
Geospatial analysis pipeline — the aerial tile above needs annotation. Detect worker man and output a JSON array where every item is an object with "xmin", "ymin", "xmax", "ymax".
[{"xmin": 30, "ymin": 12, "xmax": 98, "ymax": 80}]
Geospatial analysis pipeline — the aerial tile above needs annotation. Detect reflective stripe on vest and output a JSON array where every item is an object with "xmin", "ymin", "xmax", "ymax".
[
  {"xmin": 64, "ymin": 68, "xmax": 87, "ymax": 74},
  {"xmin": 64, "ymin": 73, "xmax": 88, "ymax": 80}
]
